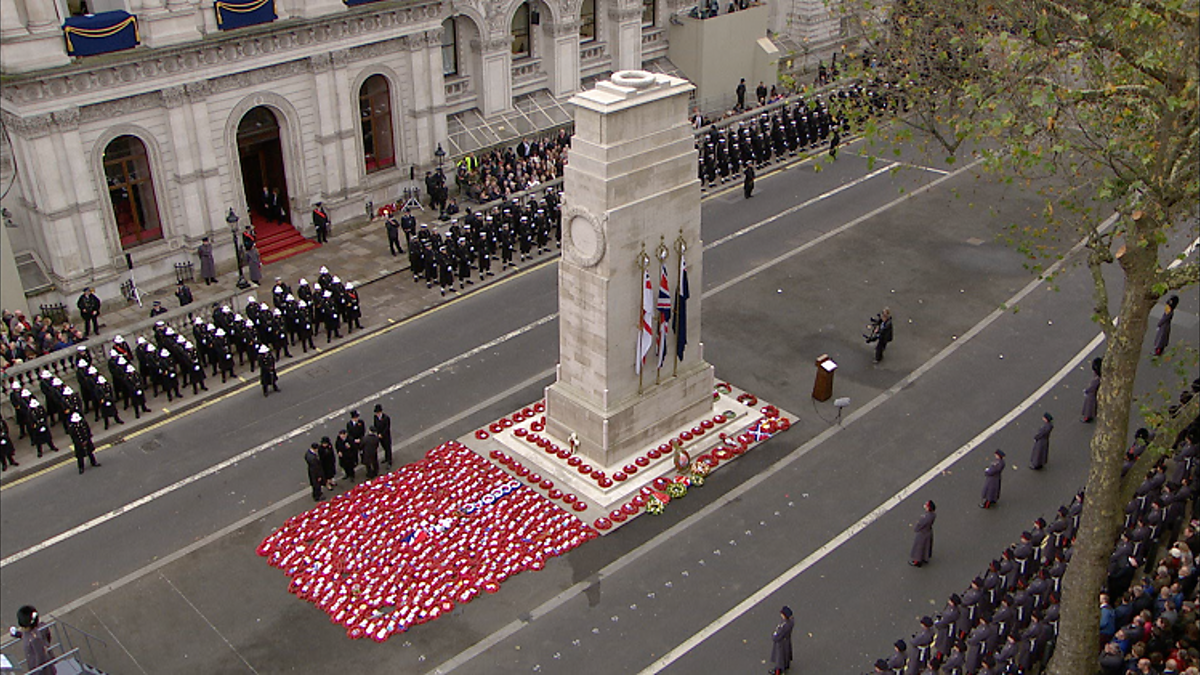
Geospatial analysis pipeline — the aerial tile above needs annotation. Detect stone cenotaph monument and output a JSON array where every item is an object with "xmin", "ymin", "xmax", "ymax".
[{"xmin": 545, "ymin": 70, "xmax": 715, "ymax": 468}]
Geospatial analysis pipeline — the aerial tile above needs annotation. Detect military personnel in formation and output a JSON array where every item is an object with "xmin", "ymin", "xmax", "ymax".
[
  {"xmin": 319, "ymin": 290, "xmax": 342, "ymax": 342},
  {"xmin": 93, "ymin": 375, "xmax": 125, "ymax": 429},
  {"xmin": 27, "ymin": 398, "xmax": 58, "ymax": 457},
  {"xmin": 980, "ymin": 449, "xmax": 1006, "ymax": 509},
  {"xmin": 157, "ymin": 348, "xmax": 183, "ymax": 402},
  {"xmin": 294, "ymin": 299, "xmax": 317, "ymax": 353},
  {"xmin": 258, "ymin": 344, "xmax": 280, "ymax": 397},
  {"xmin": 67, "ymin": 412, "xmax": 99, "ymax": 474},
  {"xmin": 212, "ymin": 327, "xmax": 236, "ymax": 382},
  {"xmin": 342, "ymin": 283, "xmax": 362, "ymax": 332},
  {"xmin": 9, "ymin": 381, "xmax": 30, "ymax": 439},
  {"xmin": 0, "ymin": 418, "xmax": 15, "ymax": 471}
]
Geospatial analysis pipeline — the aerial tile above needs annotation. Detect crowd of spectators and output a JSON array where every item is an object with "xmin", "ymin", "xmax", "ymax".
[
  {"xmin": 454, "ymin": 129, "xmax": 570, "ymax": 205},
  {"xmin": 877, "ymin": 378, "xmax": 1200, "ymax": 674},
  {"xmin": 1, "ymin": 309, "xmax": 86, "ymax": 371}
]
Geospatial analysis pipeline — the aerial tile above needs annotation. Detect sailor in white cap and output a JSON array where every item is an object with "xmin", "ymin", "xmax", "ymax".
[
  {"xmin": 27, "ymin": 397, "xmax": 58, "ymax": 457},
  {"xmin": 258, "ymin": 344, "xmax": 280, "ymax": 397},
  {"xmin": 343, "ymin": 282, "xmax": 362, "ymax": 332},
  {"xmin": 93, "ymin": 373, "xmax": 124, "ymax": 429},
  {"xmin": 158, "ymin": 348, "xmax": 182, "ymax": 401},
  {"xmin": 67, "ymin": 411, "xmax": 99, "ymax": 474}
]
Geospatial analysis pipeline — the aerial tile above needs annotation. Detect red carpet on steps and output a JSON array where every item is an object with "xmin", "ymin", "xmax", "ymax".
[{"xmin": 253, "ymin": 217, "xmax": 321, "ymax": 265}]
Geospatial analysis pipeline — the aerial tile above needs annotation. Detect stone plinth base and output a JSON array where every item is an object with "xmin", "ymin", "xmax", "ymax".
[
  {"xmin": 480, "ymin": 383, "xmax": 793, "ymax": 534},
  {"xmin": 545, "ymin": 360, "xmax": 715, "ymax": 468}
]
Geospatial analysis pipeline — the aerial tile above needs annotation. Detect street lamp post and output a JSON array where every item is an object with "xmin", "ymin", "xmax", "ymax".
[
  {"xmin": 435, "ymin": 143, "xmax": 446, "ymax": 172},
  {"xmin": 227, "ymin": 207, "xmax": 251, "ymax": 290}
]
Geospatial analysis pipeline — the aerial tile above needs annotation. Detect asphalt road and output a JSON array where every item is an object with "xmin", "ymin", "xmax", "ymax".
[{"xmin": 2, "ymin": 136, "xmax": 1196, "ymax": 674}]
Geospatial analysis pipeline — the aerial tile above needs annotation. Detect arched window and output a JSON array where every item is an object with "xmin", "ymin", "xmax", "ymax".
[
  {"xmin": 359, "ymin": 75, "xmax": 395, "ymax": 173},
  {"xmin": 442, "ymin": 18, "xmax": 458, "ymax": 76},
  {"xmin": 641, "ymin": 0, "xmax": 656, "ymax": 26},
  {"xmin": 511, "ymin": 3, "xmax": 531, "ymax": 57},
  {"xmin": 103, "ymin": 135, "xmax": 162, "ymax": 249},
  {"xmin": 580, "ymin": 0, "xmax": 596, "ymax": 41}
]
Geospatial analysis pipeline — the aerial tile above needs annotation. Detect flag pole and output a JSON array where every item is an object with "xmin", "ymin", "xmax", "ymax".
[
  {"xmin": 673, "ymin": 232, "xmax": 687, "ymax": 378},
  {"xmin": 637, "ymin": 245, "xmax": 650, "ymax": 395},
  {"xmin": 654, "ymin": 237, "xmax": 669, "ymax": 386}
]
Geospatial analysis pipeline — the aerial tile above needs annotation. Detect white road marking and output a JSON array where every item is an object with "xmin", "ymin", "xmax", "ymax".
[
  {"xmin": 3, "ymin": 158, "xmax": 968, "ymax": 569},
  {"xmin": 161, "ymin": 571, "xmax": 261, "ymax": 675},
  {"xmin": 1168, "ymin": 236, "xmax": 1199, "ymax": 269},
  {"xmin": 637, "ymin": 330, "xmax": 1106, "ymax": 674},
  {"xmin": 705, "ymin": 163, "xmax": 897, "ymax": 249},
  {"xmin": 0, "ymin": 317, "xmax": 557, "ymax": 569},
  {"xmin": 425, "ymin": 208, "xmax": 1108, "ymax": 675}
]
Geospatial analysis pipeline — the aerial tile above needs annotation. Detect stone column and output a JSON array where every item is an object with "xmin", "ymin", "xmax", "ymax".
[
  {"xmin": 4, "ymin": 0, "xmax": 72, "ymax": 70},
  {"xmin": 607, "ymin": 4, "xmax": 644, "ymax": 71},
  {"xmin": 477, "ymin": 36, "xmax": 514, "ymax": 117},
  {"xmin": 545, "ymin": 71, "xmax": 713, "ymax": 467},
  {"xmin": 22, "ymin": 0, "xmax": 60, "ymax": 31},
  {"xmin": 406, "ymin": 29, "xmax": 447, "ymax": 168},
  {"xmin": 162, "ymin": 86, "xmax": 207, "ymax": 241},
  {"xmin": 309, "ymin": 52, "xmax": 347, "ymax": 212},
  {"xmin": 184, "ymin": 81, "xmax": 225, "ymax": 241},
  {"xmin": 547, "ymin": 21, "xmax": 581, "ymax": 97},
  {"xmin": 1, "ymin": 0, "xmax": 29, "ymax": 38}
]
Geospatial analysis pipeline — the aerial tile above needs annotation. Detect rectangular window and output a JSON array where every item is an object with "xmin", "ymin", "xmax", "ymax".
[
  {"xmin": 641, "ymin": 0, "xmax": 656, "ymax": 27},
  {"xmin": 512, "ymin": 3, "xmax": 531, "ymax": 57},
  {"xmin": 580, "ymin": 0, "xmax": 596, "ymax": 41},
  {"xmin": 442, "ymin": 19, "xmax": 458, "ymax": 76}
]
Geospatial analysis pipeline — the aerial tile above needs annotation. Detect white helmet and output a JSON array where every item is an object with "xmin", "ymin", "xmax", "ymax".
[
  {"xmin": 299, "ymin": 278, "xmax": 308, "ymax": 285},
  {"xmin": 319, "ymin": 266, "xmax": 329, "ymax": 274},
  {"xmin": 345, "ymin": 283, "xmax": 354, "ymax": 291},
  {"xmin": 51, "ymin": 378, "xmax": 62, "ymax": 386},
  {"xmin": 159, "ymin": 349, "xmax": 169, "ymax": 358},
  {"xmin": 70, "ymin": 412, "xmax": 82, "ymax": 423},
  {"xmin": 97, "ymin": 375, "xmax": 106, "ymax": 384},
  {"xmin": 62, "ymin": 386, "xmax": 73, "ymax": 395},
  {"xmin": 258, "ymin": 345, "xmax": 269, "ymax": 354}
]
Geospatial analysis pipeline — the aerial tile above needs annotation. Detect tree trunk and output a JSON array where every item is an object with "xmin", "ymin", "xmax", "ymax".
[{"xmin": 1047, "ymin": 237, "xmax": 1158, "ymax": 674}]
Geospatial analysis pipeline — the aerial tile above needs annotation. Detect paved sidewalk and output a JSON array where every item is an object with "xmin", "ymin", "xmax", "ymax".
[{"xmin": 1, "ymin": 207, "xmax": 562, "ymax": 485}]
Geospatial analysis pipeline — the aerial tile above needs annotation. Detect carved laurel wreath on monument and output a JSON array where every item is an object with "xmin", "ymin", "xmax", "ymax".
[{"xmin": 561, "ymin": 203, "xmax": 607, "ymax": 268}]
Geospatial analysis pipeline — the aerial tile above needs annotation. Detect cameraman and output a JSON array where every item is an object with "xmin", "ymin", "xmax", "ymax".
[{"xmin": 871, "ymin": 307, "xmax": 893, "ymax": 364}]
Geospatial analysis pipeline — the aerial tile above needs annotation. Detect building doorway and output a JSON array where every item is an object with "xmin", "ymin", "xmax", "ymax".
[{"xmin": 237, "ymin": 106, "xmax": 290, "ymax": 227}]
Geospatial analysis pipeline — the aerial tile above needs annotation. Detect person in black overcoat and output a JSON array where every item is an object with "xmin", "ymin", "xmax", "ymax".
[
  {"xmin": 305, "ymin": 443, "xmax": 325, "ymax": 501},
  {"xmin": 980, "ymin": 449, "xmax": 1006, "ymax": 509},
  {"xmin": 318, "ymin": 436, "xmax": 337, "ymax": 490},
  {"xmin": 27, "ymin": 399, "xmax": 59, "ymax": 458},
  {"xmin": 743, "ymin": 164, "xmax": 755, "ymax": 199},
  {"xmin": 373, "ymin": 404, "xmax": 393, "ymax": 466},
  {"xmin": 1, "ymin": 418, "xmax": 17, "ymax": 471},
  {"xmin": 1028, "ymin": 412, "xmax": 1054, "ymax": 470},
  {"xmin": 874, "ymin": 308, "xmax": 894, "ymax": 363},
  {"xmin": 910, "ymin": 500, "xmax": 936, "ymax": 567},
  {"xmin": 336, "ymin": 429, "xmax": 357, "ymax": 482},
  {"xmin": 769, "ymin": 606, "xmax": 793, "ymax": 674}
]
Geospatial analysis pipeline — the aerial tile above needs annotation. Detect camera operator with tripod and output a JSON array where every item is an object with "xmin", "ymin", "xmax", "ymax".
[{"xmin": 864, "ymin": 307, "xmax": 894, "ymax": 364}]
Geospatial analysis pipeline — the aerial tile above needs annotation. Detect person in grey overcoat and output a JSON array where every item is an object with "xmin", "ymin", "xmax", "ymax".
[
  {"xmin": 910, "ymin": 500, "xmax": 936, "ymax": 567},
  {"xmin": 981, "ymin": 449, "xmax": 1006, "ymax": 509},
  {"xmin": 1081, "ymin": 357, "xmax": 1102, "ymax": 423},
  {"xmin": 198, "ymin": 236, "xmax": 216, "ymax": 284},
  {"xmin": 1029, "ymin": 412, "xmax": 1054, "ymax": 470},
  {"xmin": 1154, "ymin": 294, "xmax": 1179, "ymax": 356},
  {"xmin": 246, "ymin": 244, "xmax": 263, "ymax": 285},
  {"xmin": 769, "ymin": 606, "xmax": 793, "ymax": 674}
]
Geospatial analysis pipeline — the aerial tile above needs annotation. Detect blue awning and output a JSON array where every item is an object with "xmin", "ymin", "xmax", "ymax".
[
  {"xmin": 62, "ymin": 10, "xmax": 140, "ymax": 57},
  {"xmin": 215, "ymin": 0, "xmax": 277, "ymax": 30}
]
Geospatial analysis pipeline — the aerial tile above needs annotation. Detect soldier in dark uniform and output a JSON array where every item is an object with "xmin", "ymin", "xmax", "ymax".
[
  {"xmin": 456, "ymin": 241, "xmax": 474, "ymax": 289},
  {"xmin": 373, "ymin": 403, "xmax": 392, "ymax": 466},
  {"xmin": 981, "ymin": 449, "xmax": 1006, "ymax": 509},
  {"xmin": 297, "ymin": 278, "xmax": 313, "ymax": 304},
  {"xmin": 517, "ymin": 216, "xmax": 533, "ymax": 262},
  {"xmin": 27, "ymin": 398, "xmax": 58, "ymax": 457},
  {"xmin": 178, "ymin": 342, "xmax": 208, "ymax": 395},
  {"xmin": 135, "ymin": 337, "xmax": 160, "ymax": 397},
  {"xmin": 400, "ymin": 209, "xmax": 417, "ymax": 246},
  {"xmin": 9, "ymin": 381, "xmax": 30, "ymax": 439},
  {"xmin": 93, "ymin": 375, "xmax": 125, "ymax": 429},
  {"xmin": 743, "ymin": 164, "xmax": 755, "ymax": 198},
  {"xmin": 67, "ymin": 412, "xmax": 99, "ymax": 474},
  {"xmin": 342, "ymin": 283, "xmax": 362, "ymax": 332},
  {"xmin": 336, "ymin": 429, "xmax": 357, "ymax": 482},
  {"xmin": 1, "ymin": 418, "xmax": 17, "ymax": 471},
  {"xmin": 320, "ymin": 291, "xmax": 342, "ymax": 343},
  {"xmin": 306, "ymin": 443, "xmax": 325, "ymax": 501},
  {"xmin": 1028, "ymin": 412, "xmax": 1054, "ymax": 470},
  {"xmin": 437, "ymin": 246, "xmax": 455, "ymax": 296},
  {"xmin": 258, "ymin": 344, "xmax": 280, "ymax": 397},
  {"xmin": 500, "ymin": 223, "xmax": 515, "ymax": 269},
  {"xmin": 312, "ymin": 202, "xmax": 330, "ymax": 243},
  {"xmin": 295, "ymin": 300, "xmax": 316, "ymax": 353},
  {"xmin": 409, "ymin": 237, "xmax": 425, "ymax": 283},
  {"xmin": 910, "ymin": 500, "xmax": 936, "ymax": 567},
  {"xmin": 59, "ymin": 385, "xmax": 84, "ymax": 434},
  {"xmin": 157, "ymin": 348, "xmax": 183, "ymax": 402},
  {"xmin": 213, "ymin": 328, "xmax": 236, "ymax": 382},
  {"xmin": 120, "ymin": 364, "xmax": 152, "ymax": 418}
]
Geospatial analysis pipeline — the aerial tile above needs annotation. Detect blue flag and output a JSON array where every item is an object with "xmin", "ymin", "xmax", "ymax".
[{"xmin": 672, "ymin": 256, "xmax": 689, "ymax": 360}]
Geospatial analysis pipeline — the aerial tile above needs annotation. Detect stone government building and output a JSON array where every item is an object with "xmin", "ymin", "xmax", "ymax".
[{"xmin": 0, "ymin": 0, "xmax": 845, "ymax": 313}]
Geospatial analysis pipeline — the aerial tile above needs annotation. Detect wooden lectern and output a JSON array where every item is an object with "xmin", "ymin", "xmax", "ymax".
[{"xmin": 812, "ymin": 354, "xmax": 837, "ymax": 402}]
